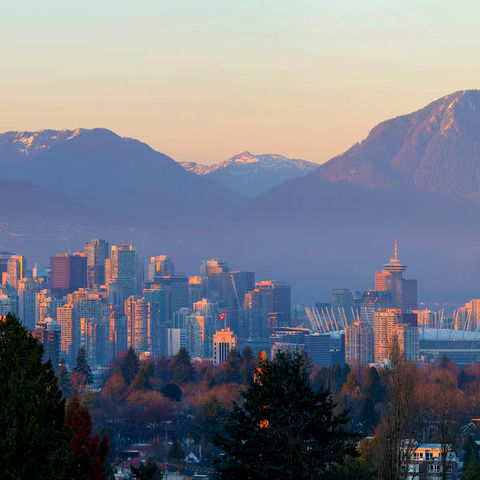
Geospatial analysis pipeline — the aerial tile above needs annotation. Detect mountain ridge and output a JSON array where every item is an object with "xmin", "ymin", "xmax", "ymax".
[{"xmin": 181, "ymin": 151, "xmax": 318, "ymax": 197}]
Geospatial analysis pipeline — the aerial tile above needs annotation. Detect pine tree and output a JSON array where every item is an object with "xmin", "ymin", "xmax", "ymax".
[
  {"xmin": 161, "ymin": 382, "xmax": 182, "ymax": 402},
  {"xmin": 130, "ymin": 457, "xmax": 164, "ymax": 480},
  {"xmin": 360, "ymin": 395, "xmax": 378, "ymax": 434},
  {"xmin": 463, "ymin": 454, "xmax": 480, "ymax": 480},
  {"xmin": 240, "ymin": 345, "xmax": 255, "ymax": 384},
  {"xmin": 362, "ymin": 366, "xmax": 383, "ymax": 404},
  {"xmin": 58, "ymin": 357, "xmax": 73, "ymax": 399},
  {"xmin": 0, "ymin": 313, "xmax": 71, "ymax": 479},
  {"xmin": 214, "ymin": 351, "xmax": 358, "ymax": 479},
  {"xmin": 120, "ymin": 347, "xmax": 140, "ymax": 384},
  {"xmin": 167, "ymin": 439, "xmax": 185, "ymax": 465},
  {"xmin": 221, "ymin": 348, "xmax": 242, "ymax": 383},
  {"xmin": 72, "ymin": 346, "xmax": 93, "ymax": 387},
  {"xmin": 171, "ymin": 347, "xmax": 196, "ymax": 384}
]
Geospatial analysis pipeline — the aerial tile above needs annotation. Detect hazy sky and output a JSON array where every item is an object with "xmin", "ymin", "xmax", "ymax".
[{"xmin": 2, "ymin": 1, "xmax": 480, "ymax": 165}]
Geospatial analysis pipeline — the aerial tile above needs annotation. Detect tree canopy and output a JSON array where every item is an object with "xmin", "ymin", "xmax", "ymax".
[
  {"xmin": 214, "ymin": 350, "xmax": 358, "ymax": 479},
  {"xmin": 0, "ymin": 313, "xmax": 71, "ymax": 480}
]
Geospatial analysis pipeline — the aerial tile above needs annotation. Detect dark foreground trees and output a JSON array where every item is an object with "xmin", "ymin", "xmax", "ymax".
[
  {"xmin": 214, "ymin": 350, "xmax": 358, "ymax": 480},
  {"xmin": 0, "ymin": 313, "xmax": 71, "ymax": 479}
]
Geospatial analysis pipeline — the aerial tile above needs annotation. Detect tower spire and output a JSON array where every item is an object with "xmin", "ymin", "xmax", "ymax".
[{"xmin": 394, "ymin": 240, "xmax": 398, "ymax": 260}]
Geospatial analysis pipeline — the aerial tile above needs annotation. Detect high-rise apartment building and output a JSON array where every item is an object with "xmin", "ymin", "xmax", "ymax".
[
  {"xmin": 374, "ymin": 242, "xmax": 417, "ymax": 312},
  {"xmin": 213, "ymin": 327, "xmax": 236, "ymax": 365},
  {"xmin": 345, "ymin": 322, "xmax": 374, "ymax": 368},
  {"xmin": 84, "ymin": 238, "xmax": 109, "ymax": 288},
  {"xmin": 50, "ymin": 254, "xmax": 87, "ymax": 298},
  {"xmin": 167, "ymin": 328, "xmax": 187, "ymax": 357},
  {"xmin": 373, "ymin": 308, "xmax": 419, "ymax": 363},
  {"xmin": 244, "ymin": 281, "xmax": 291, "ymax": 339},
  {"xmin": 124, "ymin": 295, "xmax": 148, "ymax": 353},
  {"xmin": 106, "ymin": 244, "xmax": 140, "ymax": 308}
]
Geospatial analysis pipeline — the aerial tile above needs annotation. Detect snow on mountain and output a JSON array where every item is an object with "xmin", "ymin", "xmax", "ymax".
[{"xmin": 181, "ymin": 151, "xmax": 318, "ymax": 197}]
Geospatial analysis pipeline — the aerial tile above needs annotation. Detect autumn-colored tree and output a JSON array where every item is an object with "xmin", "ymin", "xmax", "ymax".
[
  {"xmin": 65, "ymin": 396, "xmax": 109, "ymax": 480},
  {"xmin": 130, "ymin": 368, "xmax": 152, "ymax": 391}
]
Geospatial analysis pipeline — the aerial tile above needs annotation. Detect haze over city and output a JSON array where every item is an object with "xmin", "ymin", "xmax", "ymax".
[{"xmin": 3, "ymin": 2, "xmax": 480, "ymax": 479}]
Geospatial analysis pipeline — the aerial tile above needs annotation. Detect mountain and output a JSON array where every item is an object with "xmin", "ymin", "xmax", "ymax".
[
  {"xmin": 0, "ymin": 128, "xmax": 245, "ymax": 226},
  {"xmin": 0, "ymin": 178, "xmax": 101, "ymax": 224},
  {"xmin": 181, "ymin": 152, "xmax": 317, "ymax": 197},
  {"xmin": 316, "ymin": 89, "xmax": 480, "ymax": 200},
  {"xmin": 213, "ymin": 90, "xmax": 480, "ymax": 302}
]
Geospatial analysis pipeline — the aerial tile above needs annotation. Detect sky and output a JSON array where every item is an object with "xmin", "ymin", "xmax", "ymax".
[{"xmin": 1, "ymin": 1, "xmax": 480, "ymax": 165}]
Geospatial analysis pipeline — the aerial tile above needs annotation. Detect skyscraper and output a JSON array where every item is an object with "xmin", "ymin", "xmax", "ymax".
[
  {"xmin": 2, "ymin": 255, "xmax": 25, "ymax": 289},
  {"xmin": 106, "ymin": 244, "xmax": 140, "ymax": 308},
  {"xmin": 50, "ymin": 254, "xmax": 87, "ymax": 298},
  {"xmin": 148, "ymin": 255, "xmax": 175, "ymax": 282},
  {"xmin": 374, "ymin": 242, "xmax": 417, "ymax": 312},
  {"xmin": 84, "ymin": 238, "xmax": 109, "ymax": 288},
  {"xmin": 213, "ymin": 327, "xmax": 236, "ymax": 365},
  {"xmin": 373, "ymin": 308, "xmax": 419, "ymax": 363},
  {"xmin": 244, "ymin": 281, "xmax": 291, "ymax": 339},
  {"xmin": 124, "ymin": 295, "xmax": 148, "ymax": 353},
  {"xmin": 345, "ymin": 322, "xmax": 374, "ymax": 368}
]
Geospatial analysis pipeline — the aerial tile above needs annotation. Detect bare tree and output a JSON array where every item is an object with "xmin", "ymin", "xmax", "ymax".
[{"xmin": 373, "ymin": 337, "xmax": 420, "ymax": 480}]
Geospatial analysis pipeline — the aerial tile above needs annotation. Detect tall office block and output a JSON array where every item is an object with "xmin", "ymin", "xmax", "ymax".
[
  {"xmin": 345, "ymin": 322, "xmax": 374, "ymax": 368},
  {"xmin": 213, "ymin": 327, "xmax": 236, "ymax": 365},
  {"xmin": 2, "ymin": 255, "xmax": 25, "ymax": 289},
  {"xmin": 148, "ymin": 255, "xmax": 175, "ymax": 282},
  {"xmin": 50, "ymin": 254, "xmax": 87, "ymax": 298},
  {"xmin": 84, "ymin": 238, "xmax": 109, "ymax": 288},
  {"xmin": 167, "ymin": 328, "xmax": 187, "ymax": 357},
  {"xmin": 244, "ymin": 280, "xmax": 291, "ymax": 339}
]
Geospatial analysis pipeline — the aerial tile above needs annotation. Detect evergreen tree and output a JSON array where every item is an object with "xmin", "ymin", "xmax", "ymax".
[
  {"xmin": 171, "ymin": 347, "xmax": 196, "ymax": 384},
  {"xmin": 240, "ymin": 345, "xmax": 255, "ymax": 384},
  {"xmin": 362, "ymin": 366, "xmax": 383, "ymax": 404},
  {"xmin": 463, "ymin": 454, "xmax": 480, "ymax": 480},
  {"xmin": 221, "ymin": 348, "xmax": 243, "ymax": 383},
  {"xmin": 359, "ymin": 395, "xmax": 378, "ymax": 434},
  {"xmin": 65, "ymin": 396, "xmax": 109, "ymax": 480},
  {"xmin": 58, "ymin": 357, "xmax": 73, "ymax": 399},
  {"xmin": 463, "ymin": 434, "xmax": 479, "ymax": 467},
  {"xmin": 120, "ymin": 347, "xmax": 140, "ymax": 384},
  {"xmin": 214, "ymin": 351, "xmax": 358, "ymax": 479},
  {"xmin": 0, "ymin": 313, "xmax": 71, "ymax": 479},
  {"xmin": 72, "ymin": 346, "xmax": 93, "ymax": 387},
  {"xmin": 130, "ymin": 457, "xmax": 164, "ymax": 480},
  {"xmin": 167, "ymin": 439, "xmax": 185, "ymax": 465},
  {"xmin": 161, "ymin": 382, "xmax": 182, "ymax": 402}
]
